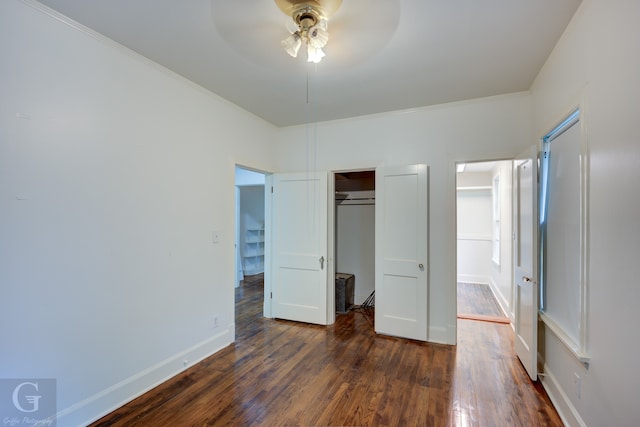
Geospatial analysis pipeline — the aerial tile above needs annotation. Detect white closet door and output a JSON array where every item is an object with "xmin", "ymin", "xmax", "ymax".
[{"xmin": 375, "ymin": 164, "xmax": 428, "ymax": 341}]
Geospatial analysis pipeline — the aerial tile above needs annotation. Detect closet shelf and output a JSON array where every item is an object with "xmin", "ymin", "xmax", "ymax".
[
  {"xmin": 243, "ymin": 227, "xmax": 264, "ymax": 276},
  {"xmin": 336, "ymin": 190, "xmax": 375, "ymax": 205}
]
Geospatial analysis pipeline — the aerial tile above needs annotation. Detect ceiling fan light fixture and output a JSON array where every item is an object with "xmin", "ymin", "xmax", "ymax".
[
  {"xmin": 307, "ymin": 23, "xmax": 329, "ymax": 48},
  {"xmin": 275, "ymin": 0, "xmax": 342, "ymax": 63},
  {"xmin": 307, "ymin": 45, "xmax": 325, "ymax": 63},
  {"xmin": 281, "ymin": 31, "xmax": 302, "ymax": 57}
]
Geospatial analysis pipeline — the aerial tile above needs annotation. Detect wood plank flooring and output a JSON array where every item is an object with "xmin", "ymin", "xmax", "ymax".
[
  {"xmin": 91, "ymin": 278, "xmax": 562, "ymax": 426},
  {"xmin": 456, "ymin": 282, "xmax": 504, "ymax": 317}
]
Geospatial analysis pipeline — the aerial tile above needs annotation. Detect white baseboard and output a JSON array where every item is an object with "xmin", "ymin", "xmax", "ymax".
[
  {"xmin": 58, "ymin": 327, "xmax": 234, "ymax": 427},
  {"xmin": 540, "ymin": 363, "xmax": 586, "ymax": 427},
  {"xmin": 488, "ymin": 278, "xmax": 513, "ymax": 321},
  {"xmin": 457, "ymin": 274, "xmax": 489, "ymax": 284}
]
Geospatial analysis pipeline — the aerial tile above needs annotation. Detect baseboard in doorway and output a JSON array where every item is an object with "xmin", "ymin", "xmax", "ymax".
[{"xmin": 457, "ymin": 313, "xmax": 510, "ymax": 324}]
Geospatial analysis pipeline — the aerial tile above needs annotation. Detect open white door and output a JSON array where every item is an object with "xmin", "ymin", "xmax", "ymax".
[
  {"xmin": 375, "ymin": 164, "xmax": 428, "ymax": 341},
  {"xmin": 271, "ymin": 172, "xmax": 328, "ymax": 325},
  {"xmin": 513, "ymin": 147, "xmax": 539, "ymax": 381}
]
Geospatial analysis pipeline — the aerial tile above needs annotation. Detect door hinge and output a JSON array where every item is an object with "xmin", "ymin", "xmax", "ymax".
[
  {"xmin": 271, "ymin": 186, "xmax": 274, "ymax": 193},
  {"xmin": 270, "ymin": 292, "xmax": 273, "ymax": 299}
]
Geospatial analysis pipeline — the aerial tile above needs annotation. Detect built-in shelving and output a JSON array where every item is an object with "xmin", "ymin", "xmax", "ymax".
[{"xmin": 243, "ymin": 228, "xmax": 264, "ymax": 276}]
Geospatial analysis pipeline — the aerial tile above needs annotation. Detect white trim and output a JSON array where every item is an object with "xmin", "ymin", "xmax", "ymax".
[
  {"xmin": 540, "ymin": 362, "xmax": 587, "ymax": 427},
  {"xmin": 327, "ymin": 171, "xmax": 336, "ymax": 325},
  {"xmin": 263, "ymin": 175, "xmax": 273, "ymax": 318},
  {"xmin": 457, "ymin": 234, "xmax": 492, "ymax": 241},
  {"xmin": 456, "ymin": 186, "xmax": 492, "ymax": 192},
  {"xmin": 61, "ymin": 329, "xmax": 233, "ymax": 427},
  {"xmin": 456, "ymin": 274, "xmax": 490, "ymax": 285},
  {"xmin": 578, "ymin": 99, "xmax": 591, "ymax": 360},
  {"xmin": 540, "ymin": 101, "xmax": 590, "ymax": 363},
  {"xmin": 540, "ymin": 312, "xmax": 590, "ymax": 363}
]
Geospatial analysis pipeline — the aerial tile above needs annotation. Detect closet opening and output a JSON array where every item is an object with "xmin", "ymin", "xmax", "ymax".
[{"xmin": 333, "ymin": 170, "xmax": 376, "ymax": 323}]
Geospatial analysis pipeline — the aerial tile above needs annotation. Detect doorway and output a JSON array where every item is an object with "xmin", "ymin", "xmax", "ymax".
[
  {"xmin": 455, "ymin": 160, "xmax": 513, "ymax": 323},
  {"xmin": 334, "ymin": 170, "xmax": 376, "ymax": 315},
  {"xmin": 234, "ymin": 166, "xmax": 267, "ymax": 325}
]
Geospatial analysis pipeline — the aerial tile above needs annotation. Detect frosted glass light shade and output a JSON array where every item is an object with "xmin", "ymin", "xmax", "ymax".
[
  {"xmin": 281, "ymin": 32, "xmax": 302, "ymax": 57},
  {"xmin": 307, "ymin": 45, "xmax": 325, "ymax": 63},
  {"xmin": 307, "ymin": 24, "xmax": 329, "ymax": 48}
]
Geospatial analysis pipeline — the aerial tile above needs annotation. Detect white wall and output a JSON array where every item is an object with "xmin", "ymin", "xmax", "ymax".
[
  {"xmin": 456, "ymin": 172, "xmax": 492, "ymax": 284},
  {"xmin": 530, "ymin": 0, "xmax": 640, "ymax": 425},
  {"xmin": 489, "ymin": 161, "xmax": 513, "ymax": 318},
  {"xmin": 336, "ymin": 202, "xmax": 375, "ymax": 304},
  {"xmin": 0, "ymin": 1, "xmax": 276, "ymax": 425},
  {"xmin": 273, "ymin": 93, "xmax": 534, "ymax": 344}
]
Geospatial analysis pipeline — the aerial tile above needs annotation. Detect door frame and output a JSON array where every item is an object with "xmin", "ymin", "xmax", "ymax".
[
  {"xmin": 232, "ymin": 164, "xmax": 271, "ymax": 321},
  {"xmin": 327, "ymin": 167, "xmax": 378, "ymax": 325},
  {"xmin": 264, "ymin": 173, "xmax": 272, "ymax": 318},
  {"xmin": 265, "ymin": 165, "xmax": 390, "ymax": 325},
  {"xmin": 263, "ymin": 167, "xmax": 377, "ymax": 323},
  {"xmin": 452, "ymin": 155, "xmax": 525, "ymax": 347},
  {"xmin": 454, "ymin": 158, "xmax": 515, "ymax": 321}
]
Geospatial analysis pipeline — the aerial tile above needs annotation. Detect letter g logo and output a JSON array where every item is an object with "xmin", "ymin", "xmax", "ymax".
[{"xmin": 12, "ymin": 381, "xmax": 41, "ymax": 413}]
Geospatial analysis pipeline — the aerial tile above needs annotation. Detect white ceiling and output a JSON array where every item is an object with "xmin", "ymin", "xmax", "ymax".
[{"xmin": 36, "ymin": 0, "xmax": 581, "ymax": 127}]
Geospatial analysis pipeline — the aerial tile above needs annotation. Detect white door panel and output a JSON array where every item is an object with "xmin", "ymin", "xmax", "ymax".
[
  {"xmin": 513, "ymin": 147, "xmax": 539, "ymax": 381},
  {"xmin": 272, "ymin": 172, "xmax": 328, "ymax": 325},
  {"xmin": 375, "ymin": 164, "xmax": 428, "ymax": 341}
]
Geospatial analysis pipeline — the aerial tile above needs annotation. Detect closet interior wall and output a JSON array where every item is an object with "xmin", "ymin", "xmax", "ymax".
[{"xmin": 334, "ymin": 171, "xmax": 376, "ymax": 306}]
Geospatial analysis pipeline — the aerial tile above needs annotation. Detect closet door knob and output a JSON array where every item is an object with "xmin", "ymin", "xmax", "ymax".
[{"xmin": 418, "ymin": 263, "xmax": 424, "ymax": 270}]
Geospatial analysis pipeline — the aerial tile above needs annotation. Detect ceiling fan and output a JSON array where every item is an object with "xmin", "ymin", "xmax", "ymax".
[
  {"xmin": 211, "ymin": 0, "xmax": 400, "ymax": 70},
  {"xmin": 274, "ymin": 0, "xmax": 342, "ymax": 63}
]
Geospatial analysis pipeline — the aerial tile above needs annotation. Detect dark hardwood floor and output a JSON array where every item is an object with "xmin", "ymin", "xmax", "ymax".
[{"xmin": 92, "ymin": 276, "xmax": 562, "ymax": 426}]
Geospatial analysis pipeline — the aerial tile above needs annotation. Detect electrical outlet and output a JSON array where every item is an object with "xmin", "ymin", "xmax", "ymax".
[{"xmin": 574, "ymin": 372, "xmax": 581, "ymax": 399}]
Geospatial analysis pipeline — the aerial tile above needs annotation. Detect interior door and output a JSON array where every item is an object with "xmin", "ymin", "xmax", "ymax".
[
  {"xmin": 513, "ymin": 147, "xmax": 539, "ymax": 381},
  {"xmin": 271, "ymin": 172, "xmax": 328, "ymax": 325},
  {"xmin": 375, "ymin": 164, "xmax": 428, "ymax": 341}
]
